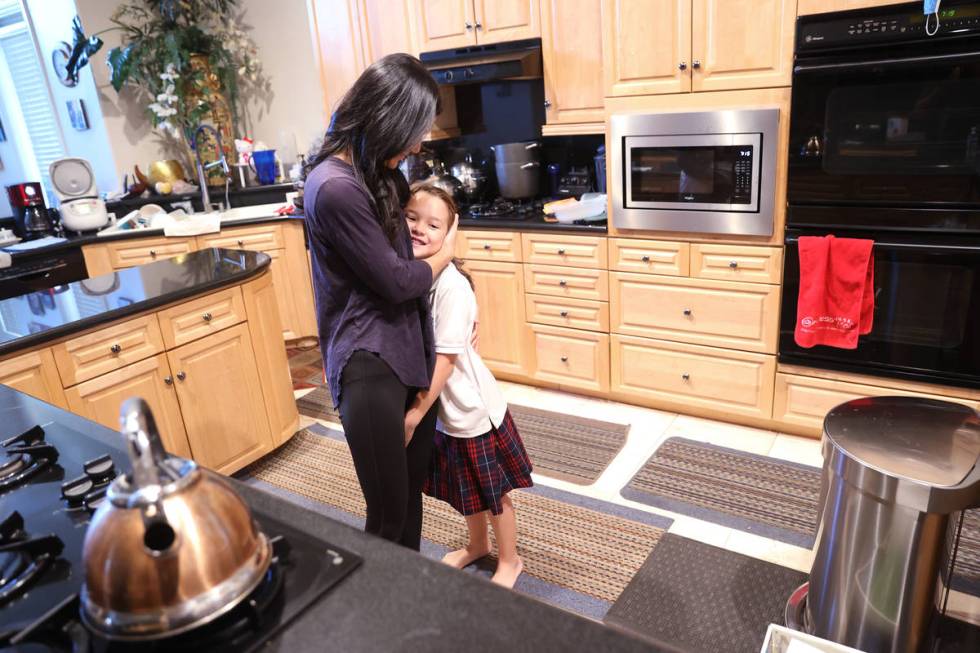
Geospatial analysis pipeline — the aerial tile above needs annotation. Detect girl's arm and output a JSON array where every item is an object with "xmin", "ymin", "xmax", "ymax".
[{"xmin": 404, "ymin": 353, "xmax": 456, "ymax": 446}]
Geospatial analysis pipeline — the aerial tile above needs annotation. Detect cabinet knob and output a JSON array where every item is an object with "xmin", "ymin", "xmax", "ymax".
[
  {"xmin": 110, "ymin": 343, "xmax": 122, "ymax": 354},
  {"xmin": 558, "ymin": 280, "xmax": 567, "ymax": 287},
  {"xmin": 544, "ymin": 99, "xmax": 552, "ymax": 108},
  {"xmin": 560, "ymin": 355, "xmax": 568, "ymax": 363},
  {"xmin": 149, "ymin": 250, "xmax": 157, "ymax": 258},
  {"xmin": 465, "ymin": 21, "xmax": 473, "ymax": 29},
  {"xmin": 692, "ymin": 60, "xmax": 701, "ymax": 69},
  {"xmin": 557, "ymin": 248, "xmax": 566, "ymax": 255},
  {"xmin": 678, "ymin": 61, "xmax": 687, "ymax": 70},
  {"xmin": 237, "ymin": 239, "xmax": 245, "ymax": 247},
  {"xmin": 641, "ymin": 255, "xmax": 651, "ymax": 262},
  {"xmin": 729, "ymin": 260, "xmax": 739, "ymax": 269},
  {"xmin": 164, "ymin": 375, "xmax": 173, "ymax": 385},
  {"xmin": 559, "ymin": 310, "xmax": 569, "ymax": 317},
  {"xmin": 483, "ymin": 243, "xmax": 492, "ymax": 250},
  {"xmin": 176, "ymin": 371, "xmax": 186, "ymax": 381},
  {"xmin": 474, "ymin": 21, "xmax": 482, "ymax": 30},
  {"xmin": 683, "ymin": 308, "xmax": 692, "ymax": 316},
  {"xmin": 682, "ymin": 373, "xmax": 691, "ymax": 381},
  {"xmin": 202, "ymin": 312, "xmax": 213, "ymax": 322}
]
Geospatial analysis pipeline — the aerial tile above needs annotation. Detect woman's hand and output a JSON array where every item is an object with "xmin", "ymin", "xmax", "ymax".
[
  {"xmin": 423, "ymin": 217, "xmax": 459, "ymax": 277},
  {"xmin": 404, "ymin": 407, "xmax": 422, "ymax": 447}
]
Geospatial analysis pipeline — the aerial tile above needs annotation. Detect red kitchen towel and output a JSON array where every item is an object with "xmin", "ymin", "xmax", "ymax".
[{"xmin": 794, "ymin": 235, "xmax": 874, "ymax": 349}]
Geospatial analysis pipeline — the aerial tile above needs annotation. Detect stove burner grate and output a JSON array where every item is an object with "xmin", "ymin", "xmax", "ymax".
[
  {"xmin": 0, "ymin": 512, "xmax": 64, "ymax": 607},
  {"xmin": 0, "ymin": 425, "xmax": 59, "ymax": 491}
]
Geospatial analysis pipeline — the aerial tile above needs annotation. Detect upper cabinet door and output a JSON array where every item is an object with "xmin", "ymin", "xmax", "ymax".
[
  {"xmin": 473, "ymin": 0, "xmax": 541, "ymax": 44},
  {"xmin": 310, "ymin": 0, "xmax": 368, "ymax": 113},
  {"xmin": 541, "ymin": 0, "xmax": 604, "ymax": 124},
  {"xmin": 797, "ymin": 0, "xmax": 898, "ymax": 15},
  {"xmin": 691, "ymin": 0, "xmax": 796, "ymax": 92},
  {"xmin": 359, "ymin": 0, "xmax": 419, "ymax": 61},
  {"xmin": 602, "ymin": 0, "xmax": 692, "ymax": 97},
  {"xmin": 415, "ymin": 0, "xmax": 477, "ymax": 51}
]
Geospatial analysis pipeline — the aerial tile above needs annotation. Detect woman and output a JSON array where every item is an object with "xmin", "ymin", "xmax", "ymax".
[{"xmin": 303, "ymin": 53, "xmax": 457, "ymax": 550}]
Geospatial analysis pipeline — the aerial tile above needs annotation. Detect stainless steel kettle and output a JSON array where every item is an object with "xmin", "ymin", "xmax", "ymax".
[{"xmin": 80, "ymin": 398, "xmax": 272, "ymax": 641}]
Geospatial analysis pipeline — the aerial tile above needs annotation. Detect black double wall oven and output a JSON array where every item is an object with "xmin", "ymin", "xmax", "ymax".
[{"xmin": 780, "ymin": 1, "xmax": 980, "ymax": 389}]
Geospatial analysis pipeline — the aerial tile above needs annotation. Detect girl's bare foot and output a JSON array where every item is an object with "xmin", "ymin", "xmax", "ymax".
[
  {"xmin": 491, "ymin": 556, "xmax": 523, "ymax": 588},
  {"xmin": 441, "ymin": 544, "xmax": 491, "ymax": 569}
]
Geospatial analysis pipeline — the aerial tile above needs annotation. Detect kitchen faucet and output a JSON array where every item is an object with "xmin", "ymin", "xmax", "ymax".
[{"xmin": 192, "ymin": 124, "xmax": 230, "ymax": 212}]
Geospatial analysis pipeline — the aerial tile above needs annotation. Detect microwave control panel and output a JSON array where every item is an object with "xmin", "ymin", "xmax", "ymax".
[{"xmin": 733, "ymin": 147, "xmax": 754, "ymax": 204}]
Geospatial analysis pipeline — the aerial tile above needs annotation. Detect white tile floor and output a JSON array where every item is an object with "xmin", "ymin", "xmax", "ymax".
[{"xmin": 293, "ymin": 381, "xmax": 980, "ymax": 626}]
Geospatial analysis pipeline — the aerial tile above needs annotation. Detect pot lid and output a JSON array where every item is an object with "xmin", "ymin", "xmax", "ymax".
[
  {"xmin": 824, "ymin": 396, "xmax": 980, "ymax": 488},
  {"xmin": 49, "ymin": 157, "xmax": 97, "ymax": 199}
]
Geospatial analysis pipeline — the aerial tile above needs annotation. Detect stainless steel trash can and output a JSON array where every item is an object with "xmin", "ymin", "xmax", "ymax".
[{"xmin": 799, "ymin": 397, "xmax": 980, "ymax": 653}]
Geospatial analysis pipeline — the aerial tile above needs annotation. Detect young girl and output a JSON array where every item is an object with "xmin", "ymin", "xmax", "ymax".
[{"xmin": 402, "ymin": 183, "xmax": 534, "ymax": 589}]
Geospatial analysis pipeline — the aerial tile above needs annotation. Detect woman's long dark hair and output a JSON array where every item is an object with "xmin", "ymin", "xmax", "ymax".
[{"xmin": 306, "ymin": 54, "xmax": 439, "ymax": 244}]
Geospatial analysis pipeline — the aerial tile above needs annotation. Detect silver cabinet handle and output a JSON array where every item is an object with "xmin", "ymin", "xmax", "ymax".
[
  {"xmin": 692, "ymin": 60, "xmax": 701, "ymax": 69},
  {"xmin": 678, "ymin": 61, "xmax": 687, "ymax": 70},
  {"xmin": 558, "ymin": 280, "xmax": 567, "ymax": 287},
  {"xmin": 164, "ymin": 375, "xmax": 173, "ymax": 385},
  {"xmin": 149, "ymin": 250, "xmax": 157, "ymax": 258},
  {"xmin": 110, "ymin": 343, "xmax": 122, "ymax": 354},
  {"xmin": 559, "ymin": 310, "xmax": 569, "ymax": 317},
  {"xmin": 520, "ymin": 161, "xmax": 540, "ymax": 169},
  {"xmin": 682, "ymin": 373, "xmax": 690, "ymax": 381},
  {"xmin": 483, "ymin": 243, "xmax": 491, "ymax": 250},
  {"xmin": 557, "ymin": 248, "xmax": 566, "ymax": 255},
  {"xmin": 683, "ymin": 308, "xmax": 692, "ymax": 316},
  {"xmin": 465, "ymin": 21, "xmax": 472, "ymax": 29},
  {"xmin": 560, "ymin": 356, "xmax": 568, "ymax": 363},
  {"xmin": 544, "ymin": 99, "xmax": 552, "ymax": 108},
  {"xmin": 729, "ymin": 261, "xmax": 739, "ymax": 269},
  {"xmin": 474, "ymin": 21, "xmax": 482, "ymax": 30},
  {"xmin": 176, "ymin": 371, "xmax": 186, "ymax": 381},
  {"xmin": 641, "ymin": 255, "xmax": 651, "ymax": 262},
  {"xmin": 202, "ymin": 312, "xmax": 213, "ymax": 322}
]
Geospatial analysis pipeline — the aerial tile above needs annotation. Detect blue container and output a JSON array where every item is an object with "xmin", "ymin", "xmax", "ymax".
[{"xmin": 250, "ymin": 149, "xmax": 278, "ymax": 185}]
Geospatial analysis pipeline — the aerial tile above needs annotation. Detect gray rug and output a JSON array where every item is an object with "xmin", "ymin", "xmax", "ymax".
[
  {"xmin": 509, "ymin": 404, "xmax": 629, "ymax": 486},
  {"xmin": 622, "ymin": 437, "xmax": 980, "ymax": 597},
  {"xmin": 296, "ymin": 385, "xmax": 340, "ymax": 421}
]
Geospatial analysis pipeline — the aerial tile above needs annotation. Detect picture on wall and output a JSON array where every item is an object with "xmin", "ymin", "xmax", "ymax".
[{"xmin": 66, "ymin": 99, "xmax": 89, "ymax": 131}]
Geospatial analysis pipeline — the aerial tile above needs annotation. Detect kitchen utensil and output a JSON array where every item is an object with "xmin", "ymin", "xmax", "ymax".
[
  {"xmin": 133, "ymin": 165, "xmax": 150, "ymax": 187},
  {"xmin": 250, "ymin": 149, "xmax": 278, "ymax": 185},
  {"xmin": 50, "ymin": 157, "xmax": 109, "ymax": 232},
  {"xmin": 81, "ymin": 398, "xmax": 273, "ymax": 640},
  {"xmin": 490, "ymin": 141, "xmax": 541, "ymax": 164},
  {"xmin": 553, "ymin": 193, "xmax": 607, "ymax": 224},
  {"xmin": 148, "ymin": 160, "xmax": 186, "ymax": 186},
  {"xmin": 496, "ymin": 160, "xmax": 541, "ymax": 199},
  {"xmin": 423, "ymin": 161, "xmax": 464, "ymax": 204},
  {"xmin": 6, "ymin": 182, "xmax": 55, "ymax": 239},
  {"xmin": 450, "ymin": 153, "xmax": 488, "ymax": 203}
]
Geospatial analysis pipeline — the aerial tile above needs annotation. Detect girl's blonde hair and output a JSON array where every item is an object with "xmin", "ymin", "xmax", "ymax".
[{"xmin": 408, "ymin": 182, "xmax": 474, "ymax": 290}]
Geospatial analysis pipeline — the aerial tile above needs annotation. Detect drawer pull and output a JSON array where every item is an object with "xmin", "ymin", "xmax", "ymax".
[
  {"xmin": 109, "ymin": 344, "xmax": 122, "ymax": 355},
  {"xmin": 641, "ymin": 255, "xmax": 651, "ymax": 262},
  {"xmin": 164, "ymin": 375, "xmax": 173, "ymax": 385},
  {"xmin": 683, "ymin": 308, "xmax": 692, "ymax": 316},
  {"xmin": 176, "ymin": 371, "xmax": 186, "ymax": 381},
  {"xmin": 559, "ymin": 310, "xmax": 569, "ymax": 317},
  {"xmin": 237, "ymin": 239, "xmax": 245, "ymax": 247},
  {"xmin": 557, "ymin": 248, "xmax": 566, "ymax": 255},
  {"xmin": 202, "ymin": 312, "xmax": 213, "ymax": 322},
  {"xmin": 483, "ymin": 243, "xmax": 491, "ymax": 250},
  {"xmin": 560, "ymin": 355, "xmax": 569, "ymax": 363},
  {"xmin": 682, "ymin": 373, "xmax": 691, "ymax": 381},
  {"xmin": 729, "ymin": 261, "xmax": 739, "ymax": 269},
  {"xmin": 149, "ymin": 250, "xmax": 157, "ymax": 258},
  {"xmin": 559, "ymin": 280, "xmax": 567, "ymax": 287}
]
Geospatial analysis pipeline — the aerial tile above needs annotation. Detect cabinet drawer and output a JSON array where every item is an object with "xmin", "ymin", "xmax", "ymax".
[
  {"xmin": 530, "ymin": 324, "xmax": 609, "ymax": 392},
  {"xmin": 53, "ymin": 314, "xmax": 165, "ymax": 386},
  {"xmin": 157, "ymin": 287, "xmax": 246, "ymax": 349},
  {"xmin": 690, "ymin": 244, "xmax": 782, "ymax": 284},
  {"xmin": 524, "ymin": 264, "xmax": 609, "ymax": 301},
  {"xmin": 773, "ymin": 373, "xmax": 980, "ymax": 436},
  {"xmin": 610, "ymin": 272, "xmax": 778, "ymax": 353},
  {"xmin": 105, "ymin": 236, "xmax": 196, "ymax": 269},
  {"xmin": 521, "ymin": 233, "xmax": 607, "ymax": 269},
  {"xmin": 525, "ymin": 294, "xmax": 609, "ymax": 332},
  {"xmin": 611, "ymin": 335, "xmax": 775, "ymax": 419},
  {"xmin": 457, "ymin": 230, "xmax": 522, "ymax": 262},
  {"xmin": 608, "ymin": 238, "xmax": 689, "ymax": 276},
  {"xmin": 197, "ymin": 223, "xmax": 284, "ymax": 251}
]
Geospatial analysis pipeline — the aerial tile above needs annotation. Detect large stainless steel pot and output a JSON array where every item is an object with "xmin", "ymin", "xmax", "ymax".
[
  {"xmin": 492, "ymin": 141, "xmax": 542, "ymax": 199},
  {"xmin": 81, "ymin": 398, "xmax": 272, "ymax": 641},
  {"xmin": 491, "ymin": 141, "xmax": 541, "ymax": 164},
  {"xmin": 422, "ymin": 161, "xmax": 464, "ymax": 204}
]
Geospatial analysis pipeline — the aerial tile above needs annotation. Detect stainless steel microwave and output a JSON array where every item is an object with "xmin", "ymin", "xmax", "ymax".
[{"xmin": 610, "ymin": 108, "xmax": 779, "ymax": 236}]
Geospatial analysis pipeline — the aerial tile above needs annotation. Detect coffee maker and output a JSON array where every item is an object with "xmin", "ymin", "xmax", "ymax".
[{"xmin": 6, "ymin": 182, "xmax": 55, "ymax": 240}]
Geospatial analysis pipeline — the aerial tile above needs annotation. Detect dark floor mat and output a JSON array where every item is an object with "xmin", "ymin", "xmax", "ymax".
[
  {"xmin": 297, "ymin": 385, "xmax": 340, "ymax": 421},
  {"xmin": 605, "ymin": 534, "xmax": 806, "ymax": 653}
]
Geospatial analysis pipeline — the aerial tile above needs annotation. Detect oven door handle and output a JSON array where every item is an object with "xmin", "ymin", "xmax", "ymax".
[
  {"xmin": 785, "ymin": 236, "xmax": 980, "ymax": 252},
  {"xmin": 795, "ymin": 50, "xmax": 980, "ymax": 74}
]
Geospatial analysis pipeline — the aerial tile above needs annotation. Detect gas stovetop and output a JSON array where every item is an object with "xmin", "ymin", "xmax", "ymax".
[
  {"xmin": 0, "ymin": 413, "xmax": 361, "ymax": 651},
  {"xmin": 464, "ymin": 198, "xmax": 546, "ymax": 220}
]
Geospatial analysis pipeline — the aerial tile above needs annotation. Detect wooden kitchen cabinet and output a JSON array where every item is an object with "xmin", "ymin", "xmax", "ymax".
[
  {"xmin": 689, "ymin": 244, "xmax": 783, "ymax": 285},
  {"xmin": 167, "ymin": 323, "xmax": 274, "ymax": 474},
  {"xmin": 474, "ymin": 0, "xmax": 541, "ymax": 44},
  {"xmin": 602, "ymin": 0, "xmax": 691, "ymax": 96},
  {"xmin": 358, "ymin": 0, "xmax": 419, "ymax": 61},
  {"xmin": 691, "ymin": 0, "xmax": 796, "ymax": 92},
  {"xmin": 414, "ymin": 0, "xmax": 477, "ymax": 49},
  {"xmin": 797, "ymin": 0, "xmax": 898, "ymax": 15},
  {"xmin": 456, "ymin": 229, "xmax": 523, "ymax": 262},
  {"xmin": 51, "ymin": 314, "xmax": 165, "ymax": 387},
  {"xmin": 465, "ymin": 259, "xmax": 531, "ymax": 379},
  {"xmin": 64, "ymin": 354, "xmax": 192, "ymax": 459},
  {"xmin": 0, "ymin": 349, "xmax": 68, "ymax": 409},
  {"xmin": 541, "ymin": 0, "xmax": 605, "ymax": 125},
  {"xmin": 522, "ymin": 233, "xmax": 607, "ymax": 270},
  {"xmin": 529, "ymin": 323, "xmax": 610, "ymax": 392}
]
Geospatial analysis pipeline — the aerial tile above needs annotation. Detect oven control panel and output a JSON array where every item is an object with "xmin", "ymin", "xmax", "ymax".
[{"xmin": 798, "ymin": 2, "xmax": 980, "ymax": 50}]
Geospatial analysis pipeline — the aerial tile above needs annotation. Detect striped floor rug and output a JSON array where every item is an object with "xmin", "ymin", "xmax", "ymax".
[
  {"xmin": 623, "ymin": 437, "xmax": 980, "ymax": 597},
  {"xmin": 243, "ymin": 426, "xmax": 668, "ymax": 605}
]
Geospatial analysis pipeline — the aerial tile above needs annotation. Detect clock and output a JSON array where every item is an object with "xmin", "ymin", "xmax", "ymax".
[{"xmin": 51, "ymin": 41, "xmax": 77, "ymax": 87}]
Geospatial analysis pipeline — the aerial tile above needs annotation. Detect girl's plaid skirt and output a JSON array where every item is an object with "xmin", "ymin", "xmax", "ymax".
[{"xmin": 423, "ymin": 409, "xmax": 533, "ymax": 516}]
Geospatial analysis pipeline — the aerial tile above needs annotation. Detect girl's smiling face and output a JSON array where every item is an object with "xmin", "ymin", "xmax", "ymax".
[{"xmin": 406, "ymin": 190, "xmax": 451, "ymax": 259}]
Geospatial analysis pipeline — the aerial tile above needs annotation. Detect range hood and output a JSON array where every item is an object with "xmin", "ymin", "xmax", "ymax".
[{"xmin": 420, "ymin": 38, "xmax": 542, "ymax": 85}]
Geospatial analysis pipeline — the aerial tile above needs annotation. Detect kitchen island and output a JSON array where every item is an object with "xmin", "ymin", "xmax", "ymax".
[
  {"xmin": 0, "ymin": 248, "xmax": 297, "ymax": 474},
  {"xmin": 0, "ymin": 385, "xmax": 673, "ymax": 652}
]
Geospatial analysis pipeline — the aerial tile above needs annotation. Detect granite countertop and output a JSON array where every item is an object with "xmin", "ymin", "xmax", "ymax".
[
  {"xmin": 0, "ymin": 386, "xmax": 673, "ymax": 652},
  {"xmin": 0, "ymin": 248, "xmax": 269, "ymax": 357},
  {"xmin": 459, "ymin": 214, "xmax": 608, "ymax": 233}
]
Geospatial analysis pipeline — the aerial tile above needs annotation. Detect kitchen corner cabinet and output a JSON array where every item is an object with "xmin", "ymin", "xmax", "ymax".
[
  {"xmin": 464, "ymin": 259, "xmax": 531, "ymax": 380},
  {"xmin": 541, "ymin": 0, "xmax": 605, "ymax": 125},
  {"xmin": 603, "ymin": 0, "xmax": 795, "ymax": 97},
  {"xmin": 0, "ymin": 349, "xmax": 69, "ymax": 410},
  {"xmin": 414, "ymin": 0, "xmax": 540, "ymax": 50}
]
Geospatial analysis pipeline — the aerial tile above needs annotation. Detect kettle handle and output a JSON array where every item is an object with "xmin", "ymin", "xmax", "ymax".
[{"xmin": 120, "ymin": 397, "xmax": 169, "ymax": 490}]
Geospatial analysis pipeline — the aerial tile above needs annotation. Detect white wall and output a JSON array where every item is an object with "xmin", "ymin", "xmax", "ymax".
[{"xmin": 75, "ymin": 0, "xmax": 327, "ymax": 177}]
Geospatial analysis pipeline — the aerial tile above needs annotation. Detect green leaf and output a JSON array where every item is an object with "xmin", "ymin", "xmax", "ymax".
[{"xmin": 107, "ymin": 44, "xmax": 135, "ymax": 92}]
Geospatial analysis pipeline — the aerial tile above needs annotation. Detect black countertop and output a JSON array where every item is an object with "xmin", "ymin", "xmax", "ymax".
[
  {"xmin": 459, "ymin": 214, "xmax": 607, "ymax": 233},
  {"xmin": 0, "ymin": 248, "xmax": 269, "ymax": 357},
  {"xmin": 0, "ymin": 386, "xmax": 671, "ymax": 652}
]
